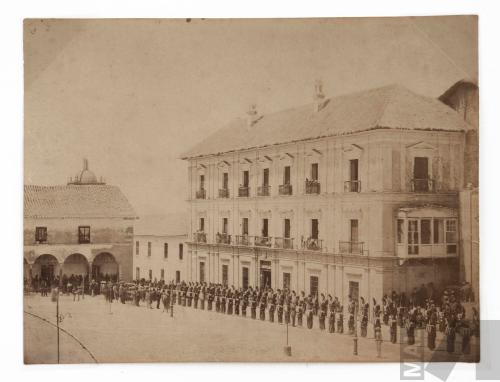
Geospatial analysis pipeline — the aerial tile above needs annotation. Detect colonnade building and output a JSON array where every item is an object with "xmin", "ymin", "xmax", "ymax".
[{"xmin": 181, "ymin": 83, "xmax": 473, "ymax": 306}]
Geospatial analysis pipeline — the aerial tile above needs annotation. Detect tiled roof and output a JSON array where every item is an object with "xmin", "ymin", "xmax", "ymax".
[
  {"xmin": 134, "ymin": 213, "xmax": 188, "ymax": 237},
  {"xmin": 24, "ymin": 184, "xmax": 136, "ymax": 219},
  {"xmin": 182, "ymin": 84, "xmax": 470, "ymax": 159}
]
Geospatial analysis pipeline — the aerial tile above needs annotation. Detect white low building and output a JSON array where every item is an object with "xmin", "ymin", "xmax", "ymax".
[{"xmin": 133, "ymin": 214, "xmax": 188, "ymax": 283}]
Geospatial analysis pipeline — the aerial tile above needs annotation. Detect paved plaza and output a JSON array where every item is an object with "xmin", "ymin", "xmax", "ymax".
[{"xmin": 23, "ymin": 294, "xmax": 479, "ymax": 364}]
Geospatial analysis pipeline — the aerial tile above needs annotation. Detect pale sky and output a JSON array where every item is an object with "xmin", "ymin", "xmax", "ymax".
[{"xmin": 24, "ymin": 17, "xmax": 477, "ymax": 216}]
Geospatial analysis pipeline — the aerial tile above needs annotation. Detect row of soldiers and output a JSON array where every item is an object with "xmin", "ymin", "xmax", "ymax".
[{"xmin": 101, "ymin": 280, "xmax": 478, "ymax": 354}]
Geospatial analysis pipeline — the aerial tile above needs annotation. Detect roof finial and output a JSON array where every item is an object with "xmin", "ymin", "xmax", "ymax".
[
  {"xmin": 83, "ymin": 158, "xmax": 89, "ymax": 171},
  {"xmin": 246, "ymin": 104, "xmax": 259, "ymax": 127},
  {"xmin": 314, "ymin": 79, "xmax": 326, "ymax": 112}
]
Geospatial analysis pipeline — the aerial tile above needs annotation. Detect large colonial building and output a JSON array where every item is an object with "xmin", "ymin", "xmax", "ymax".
[
  {"xmin": 23, "ymin": 160, "xmax": 136, "ymax": 284},
  {"xmin": 133, "ymin": 214, "xmax": 188, "ymax": 283},
  {"xmin": 181, "ymin": 83, "xmax": 474, "ymax": 305}
]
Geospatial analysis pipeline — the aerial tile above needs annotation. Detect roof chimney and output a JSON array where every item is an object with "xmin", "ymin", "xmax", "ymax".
[
  {"xmin": 314, "ymin": 80, "xmax": 326, "ymax": 112},
  {"xmin": 246, "ymin": 104, "xmax": 259, "ymax": 127}
]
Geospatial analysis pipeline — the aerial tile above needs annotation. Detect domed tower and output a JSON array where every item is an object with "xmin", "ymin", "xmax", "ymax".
[{"xmin": 67, "ymin": 158, "xmax": 106, "ymax": 185}]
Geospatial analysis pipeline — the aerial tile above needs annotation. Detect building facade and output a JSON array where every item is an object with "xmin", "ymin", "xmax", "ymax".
[
  {"xmin": 133, "ymin": 214, "xmax": 188, "ymax": 283},
  {"xmin": 23, "ymin": 160, "xmax": 136, "ymax": 284},
  {"xmin": 181, "ymin": 84, "xmax": 473, "ymax": 306}
]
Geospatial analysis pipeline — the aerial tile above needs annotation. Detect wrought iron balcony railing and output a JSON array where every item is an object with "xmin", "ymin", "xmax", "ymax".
[
  {"xmin": 257, "ymin": 185, "xmax": 271, "ymax": 196},
  {"xmin": 274, "ymin": 237, "xmax": 294, "ymax": 249},
  {"xmin": 301, "ymin": 237, "xmax": 322, "ymax": 251},
  {"xmin": 238, "ymin": 186, "xmax": 250, "ymax": 197},
  {"xmin": 196, "ymin": 189, "xmax": 206, "ymax": 199},
  {"xmin": 218, "ymin": 188, "xmax": 230, "ymax": 198},
  {"xmin": 279, "ymin": 183, "xmax": 293, "ymax": 195},
  {"xmin": 410, "ymin": 178, "xmax": 435, "ymax": 192},
  {"xmin": 193, "ymin": 231, "xmax": 207, "ymax": 243},
  {"xmin": 305, "ymin": 180, "xmax": 320, "ymax": 194},
  {"xmin": 254, "ymin": 236, "xmax": 272, "ymax": 247},
  {"xmin": 339, "ymin": 241, "xmax": 365, "ymax": 254},
  {"xmin": 216, "ymin": 233, "xmax": 231, "ymax": 245},
  {"xmin": 344, "ymin": 180, "xmax": 361, "ymax": 193},
  {"xmin": 235, "ymin": 234, "xmax": 251, "ymax": 246}
]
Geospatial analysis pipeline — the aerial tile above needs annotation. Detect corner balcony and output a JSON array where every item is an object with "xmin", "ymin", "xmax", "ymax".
[
  {"xmin": 218, "ymin": 188, "xmax": 230, "ymax": 198},
  {"xmin": 216, "ymin": 233, "xmax": 231, "ymax": 245},
  {"xmin": 274, "ymin": 237, "xmax": 294, "ymax": 249},
  {"xmin": 257, "ymin": 185, "xmax": 271, "ymax": 197},
  {"xmin": 344, "ymin": 180, "xmax": 361, "ymax": 193},
  {"xmin": 196, "ymin": 189, "xmax": 206, "ymax": 199},
  {"xmin": 279, "ymin": 184, "xmax": 292, "ymax": 195},
  {"xmin": 238, "ymin": 186, "xmax": 250, "ymax": 197},
  {"xmin": 235, "ymin": 235, "xmax": 251, "ymax": 246},
  {"xmin": 193, "ymin": 232, "xmax": 207, "ymax": 243},
  {"xmin": 254, "ymin": 236, "xmax": 272, "ymax": 247},
  {"xmin": 301, "ymin": 237, "xmax": 323, "ymax": 251},
  {"xmin": 339, "ymin": 241, "xmax": 365, "ymax": 255},
  {"xmin": 305, "ymin": 180, "xmax": 320, "ymax": 194},
  {"xmin": 410, "ymin": 178, "xmax": 435, "ymax": 192}
]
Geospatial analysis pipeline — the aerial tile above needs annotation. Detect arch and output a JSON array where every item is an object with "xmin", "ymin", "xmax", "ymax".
[
  {"xmin": 63, "ymin": 253, "xmax": 89, "ymax": 277},
  {"xmin": 91, "ymin": 252, "xmax": 118, "ymax": 282},
  {"xmin": 32, "ymin": 254, "xmax": 60, "ymax": 283}
]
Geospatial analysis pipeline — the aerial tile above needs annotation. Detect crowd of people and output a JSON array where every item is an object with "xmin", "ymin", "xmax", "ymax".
[{"xmin": 91, "ymin": 279, "xmax": 478, "ymax": 354}]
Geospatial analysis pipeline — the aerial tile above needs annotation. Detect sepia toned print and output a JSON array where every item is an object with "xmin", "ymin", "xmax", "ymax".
[{"xmin": 23, "ymin": 17, "xmax": 479, "ymax": 363}]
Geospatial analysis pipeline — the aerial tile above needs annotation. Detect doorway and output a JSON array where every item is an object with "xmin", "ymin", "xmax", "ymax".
[
  {"xmin": 260, "ymin": 261, "xmax": 272, "ymax": 289},
  {"xmin": 349, "ymin": 281, "xmax": 359, "ymax": 305}
]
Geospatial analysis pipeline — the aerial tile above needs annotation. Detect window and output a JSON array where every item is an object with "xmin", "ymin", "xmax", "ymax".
[
  {"xmin": 148, "ymin": 242, "xmax": 152, "ymax": 256},
  {"xmin": 310, "ymin": 276, "xmax": 319, "ymax": 297},
  {"xmin": 222, "ymin": 264, "xmax": 228, "ymax": 286},
  {"xmin": 200, "ymin": 262, "xmax": 205, "ymax": 283},
  {"xmin": 242, "ymin": 170, "xmax": 249, "ymax": 187},
  {"xmin": 223, "ymin": 172, "xmax": 229, "ymax": 189},
  {"xmin": 434, "ymin": 219, "xmax": 444, "ymax": 244},
  {"xmin": 176, "ymin": 271, "xmax": 181, "ymax": 283},
  {"xmin": 284, "ymin": 219, "xmax": 291, "ymax": 238},
  {"xmin": 35, "ymin": 227, "xmax": 47, "ymax": 243},
  {"xmin": 262, "ymin": 219, "xmax": 269, "ymax": 237},
  {"xmin": 242, "ymin": 218, "xmax": 249, "ymax": 235},
  {"xmin": 350, "ymin": 219, "xmax": 359, "ymax": 242},
  {"xmin": 242, "ymin": 267, "xmax": 249, "ymax": 289},
  {"xmin": 149, "ymin": 269, "xmax": 152, "ymax": 280},
  {"xmin": 199, "ymin": 174, "xmax": 205, "ymax": 190},
  {"xmin": 164, "ymin": 243, "xmax": 168, "ymax": 259},
  {"xmin": 408, "ymin": 220, "xmax": 419, "ymax": 255},
  {"xmin": 311, "ymin": 163, "xmax": 319, "ymax": 181},
  {"xmin": 135, "ymin": 267, "xmax": 140, "ymax": 280},
  {"xmin": 179, "ymin": 243, "xmax": 183, "ymax": 260},
  {"xmin": 78, "ymin": 226, "xmax": 90, "ymax": 244},
  {"xmin": 199, "ymin": 218, "xmax": 205, "ymax": 232},
  {"xmin": 311, "ymin": 219, "xmax": 319, "ymax": 239},
  {"xmin": 397, "ymin": 219, "xmax": 404, "ymax": 244},
  {"xmin": 350, "ymin": 159, "xmax": 359, "ymax": 181},
  {"xmin": 135, "ymin": 241, "xmax": 139, "ymax": 255},
  {"xmin": 283, "ymin": 166, "xmax": 291, "ymax": 185},
  {"xmin": 263, "ymin": 168, "xmax": 269, "ymax": 186},
  {"xmin": 283, "ymin": 272, "xmax": 291, "ymax": 290},
  {"xmin": 222, "ymin": 218, "xmax": 228, "ymax": 234},
  {"xmin": 421, "ymin": 219, "xmax": 431, "ymax": 244},
  {"xmin": 446, "ymin": 219, "xmax": 457, "ymax": 254},
  {"xmin": 160, "ymin": 269, "xmax": 165, "ymax": 281},
  {"xmin": 413, "ymin": 157, "xmax": 430, "ymax": 191}
]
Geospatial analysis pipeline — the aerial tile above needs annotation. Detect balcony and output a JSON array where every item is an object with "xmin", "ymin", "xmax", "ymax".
[
  {"xmin": 254, "ymin": 236, "xmax": 272, "ymax": 247},
  {"xmin": 238, "ymin": 186, "xmax": 250, "ymax": 197},
  {"xmin": 218, "ymin": 188, "xmax": 230, "ymax": 198},
  {"xmin": 344, "ymin": 180, "xmax": 361, "ymax": 193},
  {"xmin": 235, "ymin": 235, "xmax": 251, "ymax": 246},
  {"xmin": 301, "ymin": 237, "xmax": 322, "ymax": 251},
  {"xmin": 193, "ymin": 231, "xmax": 207, "ymax": 243},
  {"xmin": 196, "ymin": 189, "xmax": 206, "ymax": 199},
  {"xmin": 339, "ymin": 241, "xmax": 365, "ymax": 254},
  {"xmin": 274, "ymin": 237, "xmax": 294, "ymax": 249},
  {"xmin": 305, "ymin": 180, "xmax": 320, "ymax": 194},
  {"xmin": 410, "ymin": 178, "xmax": 435, "ymax": 192},
  {"xmin": 279, "ymin": 183, "xmax": 293, "ymax": 195},
  {"xmin": 216, "ymin": 233, "xmax": 231, "ymax": 245},
  {"xmin": 257, "ymin": 185, "xmax": 271, "ymax": 196}
]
